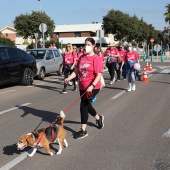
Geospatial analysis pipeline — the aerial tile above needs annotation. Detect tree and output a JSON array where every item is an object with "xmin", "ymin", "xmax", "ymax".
[
  {"xmin": 164, "ymin": 3, "xmax": 170, "ymax": 25},
  {"xmin": 0, "ymin": 36, "xmax": 15, "ymax": 46},
  {"xmin": 102, "ymin": 9, "xmax": 160, "ymax": 45},
  {"xmin": 13, "ymin": 11, "xmax": 55, "ymax": 39}
]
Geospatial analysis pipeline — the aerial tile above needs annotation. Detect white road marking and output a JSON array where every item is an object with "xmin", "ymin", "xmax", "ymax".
[
  {"xmin": 111, "ymin": 90, "xmax": 126, "ymax": 99},
  {"xmin": 160, "ymin": 69, "xmax": 170, "ymax": 74},
  {"xmin": 52, "ymin": 79, "xmax": 59, "ymax": 81},
  {"xmin": 163, "ymin": 128, "xmax": 170, "ymax": 138},
  {"xmin": 156, "ymin": 66, "xmax": 170, "ymax": 69},
  {"xmin": 0, "ymin": 151, "xmax": 29, "ymax": 170},
  {"xmin": 0, "ymin": 103, "xmax": 31, "ymax": 115},
  {"xmin": 0, "ymin": 90, "xmax": 16, "ymax": 95}
]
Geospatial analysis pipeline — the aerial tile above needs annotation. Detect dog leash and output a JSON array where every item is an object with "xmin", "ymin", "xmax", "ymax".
[{"xmin": 53, "ymin": 91, "xmax": 87, "ymax": 123}]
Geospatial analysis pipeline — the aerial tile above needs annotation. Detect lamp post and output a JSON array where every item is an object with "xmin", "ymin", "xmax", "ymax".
[{"xmin": 38, "ymin": 0, "xmax": 41, "ymax": 11}]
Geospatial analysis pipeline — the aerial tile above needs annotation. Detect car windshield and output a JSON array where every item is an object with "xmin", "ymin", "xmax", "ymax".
[{"xmin": 27, "ymin": 50, "xmax": 45, "ymax": 59}]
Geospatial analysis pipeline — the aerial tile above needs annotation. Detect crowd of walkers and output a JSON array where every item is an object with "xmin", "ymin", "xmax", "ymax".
[{"xmin": 59, "ymin": 37, "xmax": 139, "ymax": 139}]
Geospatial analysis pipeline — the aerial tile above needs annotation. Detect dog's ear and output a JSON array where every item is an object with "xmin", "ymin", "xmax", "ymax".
[
  {"xmin": 32, "ymin": 131, "xmax": 39, "ymax": 139},
  {"xmin": 26, "ymin": 134, "xmax": 35, "ymax": 147}
]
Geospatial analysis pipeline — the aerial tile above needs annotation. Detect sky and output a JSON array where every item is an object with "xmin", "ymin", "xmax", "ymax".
[{"xmin": 0, "ymin": 0, "xmax": 169, "ymax": 31}]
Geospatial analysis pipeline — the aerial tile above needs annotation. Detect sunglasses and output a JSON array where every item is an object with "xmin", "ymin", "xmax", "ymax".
[
  {"xmin": 73, "ymin": 48, "xmax": 77, "ymax": 49},
  {"xmin": 120, "ymin": 47, "xmax": 122, "ymax": 48},
  {"xmin": 67, "ymin": 45, "xmax": 70, "ymax": 47}
]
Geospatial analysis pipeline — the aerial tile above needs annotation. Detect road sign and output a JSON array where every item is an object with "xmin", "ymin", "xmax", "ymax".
[
  {"xmin": 39, "ymin": 23, "xmax": 47, "ymax": 33},
  {"xmin": 154, "ymin": 44, "xmax": 161, "ymax": 52},
  {"xmin": 150, "ymin": 38, "xmax": 154, "ymax": 43}
]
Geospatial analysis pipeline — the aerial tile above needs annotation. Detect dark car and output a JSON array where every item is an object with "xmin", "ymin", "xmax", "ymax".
[{"xmin": 0, "ymin": 46, "xmax": 37, "ymax": 86}]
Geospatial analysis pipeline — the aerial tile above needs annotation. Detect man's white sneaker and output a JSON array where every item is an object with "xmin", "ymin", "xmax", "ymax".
[{"xmin": 110, "ymin": 81, "xmax": 113, "ymax": 85}]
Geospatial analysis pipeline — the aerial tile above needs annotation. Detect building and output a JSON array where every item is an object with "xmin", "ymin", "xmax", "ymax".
[{"xmin": 53, "ymin": 23, "xmax": 116, "ymax": 47}]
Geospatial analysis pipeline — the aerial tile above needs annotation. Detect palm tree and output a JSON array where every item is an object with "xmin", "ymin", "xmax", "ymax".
[{"xmin": 164, "ymin": 3, "xmax": 170, "ymax": 25}]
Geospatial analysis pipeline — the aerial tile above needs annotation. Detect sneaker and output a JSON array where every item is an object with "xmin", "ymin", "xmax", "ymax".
[
  {"xmin": 73, "ymin": 86, "xmax": 77, "ymax": 91},
  {"xmin": 96, "ymin": 115, "xmax": 104, "ymax": 129},
  {"xmin": 75, "ymin": 81, "xmax": 78, "ymax": 86},
  {"xmin": 132, "ymin": 84, "xmax": 136, "ymax": 91},
  {"xmin": 127, "ymin": 87, "xmax": 131, "ymax": 92},
  {"xmin": 60, "ymin": 89, "xmax": 67, "ymax": 94},
  {"xmin": 68, "ymin": 81, "xmax": 72, "ymax": 86},
  {"xmin": 116, "ymin": 79, "xmax": 120, "ymax": 82},
  {"xmin": 110, "ymin": 81, "xmax": 113, "ymax": 85},
  {"xmin": 73, "ymin": 129, "xmax": 88, "ymax": 139},
  {"xmin": 123, "ymin": 78, "xmax": 126, "ymax": 80}
]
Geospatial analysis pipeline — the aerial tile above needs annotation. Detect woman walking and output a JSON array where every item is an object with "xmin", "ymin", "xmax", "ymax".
[
  {"xmin": 64, "ymin": 37, "xmax": 104, "ymax": 139},
  {"xmin": 125, "ymin": 43, "xmax": 139, "ymax": 92},
  {"xmin": 60, "ymin": 43, "xmax": 77, "ymax": 93}
]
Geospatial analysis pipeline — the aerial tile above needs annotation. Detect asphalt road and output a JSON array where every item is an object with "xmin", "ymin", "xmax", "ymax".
[{"xmin": 0, "ymin": 61, "xmax": 170, "ymax": 170}]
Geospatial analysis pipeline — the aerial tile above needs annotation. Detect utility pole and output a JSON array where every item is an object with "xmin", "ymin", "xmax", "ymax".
[{"xmin": 38, "ymin": 0, "xmax": 41, "ymax": 11}]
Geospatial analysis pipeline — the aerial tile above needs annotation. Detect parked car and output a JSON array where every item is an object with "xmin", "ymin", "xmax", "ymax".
[
  {"xmin": 26, "ymin": 48, "xmax": 63, "ymax": 80},
  {"xmin": 0, "ymin": 46, "xmax": 37, "ymax": 86}
]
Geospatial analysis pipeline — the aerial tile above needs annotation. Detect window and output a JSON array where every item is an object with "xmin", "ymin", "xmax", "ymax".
[
  {"xmin": 74, "ymin": 32, "xmax": 81, "ymax": 37},
  {"xmin": 53, "ymin": 50, "xmax": 60, "ymax": 57},
  {"xmin": 8, "ymin": 48, "xmax": 20, "ymax": 59},
  {"xmin": 0, "ymin": 48, "xmax": 9, "ymax": 60},
  {"xmin": 46, "ymin": 50, "xmax": 54, "ymax": 60},
  {"xmin": 6, "ymin": 33, "xmax": 8, "ymax": 37}
]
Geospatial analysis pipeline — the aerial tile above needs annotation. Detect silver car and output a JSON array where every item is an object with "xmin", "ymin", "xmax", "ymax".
[{"xmin": 26, "ymin": 48, "xmax": 63, "ymax": 80}]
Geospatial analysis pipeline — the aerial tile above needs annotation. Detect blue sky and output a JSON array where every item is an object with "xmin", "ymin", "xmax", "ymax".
[{"xmin": 0, "ymin": 0, "xmax": 169, "ymax": 31}]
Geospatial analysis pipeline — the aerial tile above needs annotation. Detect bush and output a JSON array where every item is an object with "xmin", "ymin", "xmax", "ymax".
[{"xmin": 0, "ymin": 36, "xmax": 15, "ymax": 46}]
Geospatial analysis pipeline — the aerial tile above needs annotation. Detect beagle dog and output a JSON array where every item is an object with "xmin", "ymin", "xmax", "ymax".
[{"xmin": 17, "ymin": 111, "xmax": 68, "ymax": 157}]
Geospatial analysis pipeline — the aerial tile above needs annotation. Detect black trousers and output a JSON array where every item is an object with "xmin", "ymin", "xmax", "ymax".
[
  {"xmin": 64, "ymin": 68, "xmax": 76, "ymax": 89},
  {"xmin": 79, "ymin": 89, "xmax": 99, "ymax": 124},
  {"xmin": 108, "ymin": 62, "xmax": 116, "ymax": 80}
]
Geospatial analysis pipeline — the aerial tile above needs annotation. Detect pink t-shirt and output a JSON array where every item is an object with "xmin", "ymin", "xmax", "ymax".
[
  {"xmin": 118, "ymin": 49, "xmax": 127, "ymax": 62},
  {"xmin": 77, "ymin": 54, "xmax": 102, "ymax": 90},
  {"xmin": 105, "ymin": 47, "xmax": 119, "ymax": 63},
  {"xmin": 125, "ymin": 51, "xmax": 138, "ymax": 62},
  {"xmin": 63, "ymin": 52, "xmax": 74, "ymax": 68}
]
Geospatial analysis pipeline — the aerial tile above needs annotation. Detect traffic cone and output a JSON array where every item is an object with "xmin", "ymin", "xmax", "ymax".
[
  {"xmin": 142, "ymin": 67, "xmax": 146, "ymax": 77},
  {"xmin": 142, "ymin": 69, "xmax": 149, "ymax": 82},
  {"xmin": 145, "ymin": 61, "xmax": 149, "ymax": 70},
  {"xmin": 149, "ymin": 64, "xmax": 153, "ymax": 72}
]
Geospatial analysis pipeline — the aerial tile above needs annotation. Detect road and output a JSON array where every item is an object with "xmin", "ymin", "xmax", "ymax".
[{"xmin": 0, "ymin": 61, "xmax": 170, "ymax": 170}]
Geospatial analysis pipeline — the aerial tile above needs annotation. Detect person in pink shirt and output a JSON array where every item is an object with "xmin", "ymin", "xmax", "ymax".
[
  {"xmin": 77, "ymin": 46, "xmax": 85, "ymax": 58},
  {"xmin": 64, "ymin": 37, "xmax": 104, "ymax": 139},
  {"xmin": 60, "ymin": 43, "xmax": 77, "ymax": 93},
  {"xmin": 105, "ymin": 42, "xmax": 120, "ymax": 84},
  {"xmin": 118, "ymin": 43, "xmax": 127, "ymax": 80},
  {"xmin": 125, "ymin": 43, "xmax": 139, "ymax": 92}
]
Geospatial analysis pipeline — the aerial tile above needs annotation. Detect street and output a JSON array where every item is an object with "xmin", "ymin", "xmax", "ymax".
[{"xmin": 0, "ymin": 61, "xmax": 170, "ymax": 170}]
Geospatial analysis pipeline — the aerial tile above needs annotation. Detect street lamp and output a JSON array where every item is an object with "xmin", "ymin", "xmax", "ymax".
[{"xmin": 38, "ymin": 0, "xmax": 41, "ymax": 11}]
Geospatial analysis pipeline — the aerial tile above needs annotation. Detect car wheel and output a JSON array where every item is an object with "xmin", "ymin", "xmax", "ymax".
[
  {"xmin": 38, "ymin": 68, "xmax": 45, "ymax": 80},
  {"xmin": 22, "ymin": 68, "xmax": 34, "ymax": 85}
]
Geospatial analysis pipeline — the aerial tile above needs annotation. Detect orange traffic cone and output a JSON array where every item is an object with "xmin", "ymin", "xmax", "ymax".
[
  {"xmin": 145, "ymin": 61, "xmax": 149, "ymax": 70},
  {"xmin": 142, "ymin": 67, "xmax": 146, "ymax": 77},
  {"xmin": 142, "ymin": 69, "xmax": 149, "ymax": 82},
  {"xmin": 149, "ymin": 64, "xmax": 153, "ymax": 72}
]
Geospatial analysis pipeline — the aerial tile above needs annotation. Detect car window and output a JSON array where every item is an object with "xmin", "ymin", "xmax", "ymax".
[
  {"xmin": 18, "ymin": 49, "xmax": 28, "ymax": 57},
  {"xmin": 0, "ymin": 48, "xmax": 9, "ymax": 60},
  {"xmin": 46, "ymin": 50, "xmax": 54, "ymax": 60},
  {"xmin": 27, "ymin": 50, "xmax": 45, "ymax": 59},
  {"xmin": 8, "ymin": 48, "xmax": 20, "ymax": 59},
  {"xmin": 53, "ymin": 50, "xmax": 60, "ymax": 58}
]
